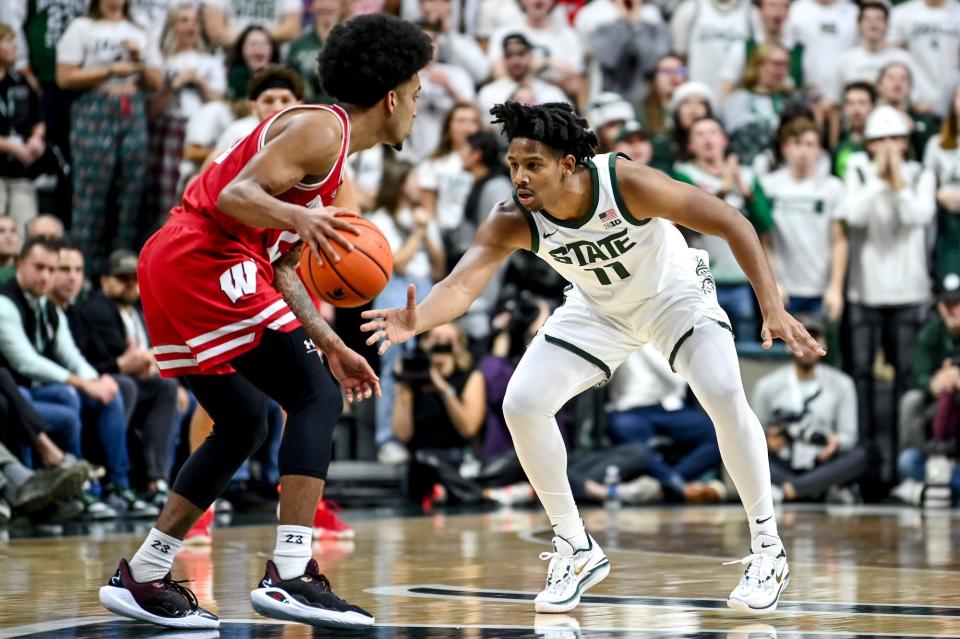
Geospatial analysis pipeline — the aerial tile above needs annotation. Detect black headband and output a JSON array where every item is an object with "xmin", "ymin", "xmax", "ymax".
[{"xmin": 249, "ymin": 76, "xmax": 297, "ymax": 100}]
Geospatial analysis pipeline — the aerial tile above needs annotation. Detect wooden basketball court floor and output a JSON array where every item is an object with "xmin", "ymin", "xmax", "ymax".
[{"xmin": 2, "ymin": 504, "xmax": 960, "ymax": 639}]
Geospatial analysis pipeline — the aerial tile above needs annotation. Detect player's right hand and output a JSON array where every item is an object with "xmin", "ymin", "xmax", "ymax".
[
  {"xmin": 294, "ymin": 206, "xmax": 360, "ymax": 264},
  {"xmin": 360, "ymin": 284, "xmax": 418, "ymax": 355}
]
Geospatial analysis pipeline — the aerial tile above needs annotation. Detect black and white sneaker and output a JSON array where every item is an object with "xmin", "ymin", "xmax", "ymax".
[
  {"xmin": 99, "ymin": 558, "xmax": 220, "ymax": 628},
  {"xmin": 250, "ymin": 559, "xmax": 374, "ymax": 629}
]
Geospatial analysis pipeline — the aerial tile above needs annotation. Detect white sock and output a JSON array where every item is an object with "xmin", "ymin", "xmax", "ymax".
[
  {"xmin": 501, "ymin": 337, "xmax": 605, "ymax": 555},
  {"xmin": 273, "ymin": 525, "xmax": 312, "ymax": 579},
  {"xmin": 672, "ymin": 323, "xmax": 780, "ymax": 542},
  {"xmin": 129, "ymin": 528, "xmax": 182, "ymax": 583},
  {"xmin": 752, "ymin": 532, "xmax": 784, "ymax": 557}
]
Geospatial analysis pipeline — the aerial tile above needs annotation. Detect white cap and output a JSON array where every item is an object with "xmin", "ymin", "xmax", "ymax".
[
  {"xmin": 587, "ymin": 92, "xmax": 635, "ymax": 130},
  {"xmin": 864, "ymin": 105, "xmax": 911, "ymax": 140},
  {"xmin": 669, "ymin": 81, "xmax": 715, "ymax": 112}
]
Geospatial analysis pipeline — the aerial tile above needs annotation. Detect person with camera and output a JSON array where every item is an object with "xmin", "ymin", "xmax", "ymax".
[
  {"xmin": 752, "ymin": 315, "xmax": 869, "ymax": 503},
  {"xmin": 392, "ymin": 322, "xmax": 485, "ymax": 504},
  {"xmin": 893, "ymin": 273, "xmax": 960, "ymax": 506}
]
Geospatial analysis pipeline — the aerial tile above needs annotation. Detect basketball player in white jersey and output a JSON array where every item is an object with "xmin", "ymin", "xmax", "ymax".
[{"xmin": 361, "ymin": 102, "xmax": 823, "ymax": 614}]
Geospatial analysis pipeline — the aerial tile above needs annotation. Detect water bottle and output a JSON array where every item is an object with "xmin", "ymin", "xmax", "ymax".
[
  {"xmin": 923, "ymin": 455, "xmax": 954, "ymax": 509},
  {"xmin": 604, "ymin": 465, "xmax": 621, "ymax": 511}
]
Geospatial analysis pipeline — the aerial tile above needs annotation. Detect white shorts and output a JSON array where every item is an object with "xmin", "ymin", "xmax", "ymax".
[{"xmin": 538, "ymin": 249, "xmax": 732, "ymax": 381}]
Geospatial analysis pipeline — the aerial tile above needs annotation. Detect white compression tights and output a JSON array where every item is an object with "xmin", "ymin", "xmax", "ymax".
[{"xmin": 502, "ymin": 323, "xmax": 777, "ymax": 544}]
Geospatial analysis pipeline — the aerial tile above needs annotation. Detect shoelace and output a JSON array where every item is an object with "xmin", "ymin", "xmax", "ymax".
[
  {"xmin": 539, "ymin": 551, "xmax": 576, "ymax": 594},
  {"xmin": 163, "ymin": 577, "xmax": 200, "ymax": 611},
  {"xmin": 723, "ymin": 553, "xmax": 773, "ymax": 587}
]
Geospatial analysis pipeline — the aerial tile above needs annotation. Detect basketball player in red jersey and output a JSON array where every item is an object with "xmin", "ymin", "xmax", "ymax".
[{"xmin": 97, "ymin": 15, "xmax": 433, "ymax": 630}]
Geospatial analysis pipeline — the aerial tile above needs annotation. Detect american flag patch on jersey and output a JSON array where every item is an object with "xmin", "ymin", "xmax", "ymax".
[{"xmin": 599, "ymin": 208, "xmax": 622, "ymax": 230}]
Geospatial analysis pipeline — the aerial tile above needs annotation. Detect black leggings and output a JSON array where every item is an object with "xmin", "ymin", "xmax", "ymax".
[{"xmin": 172, "ymin": 327, "xmax": 343, "ymax": 509}]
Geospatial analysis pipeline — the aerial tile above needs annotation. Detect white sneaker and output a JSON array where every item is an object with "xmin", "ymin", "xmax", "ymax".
[
  {"xmin": 534, "ymin": 534, "xmax": 610, "ymax": 613},
  {"xmin": 725, "ymin": 537, "xmax": 789, "ymax": 614}
]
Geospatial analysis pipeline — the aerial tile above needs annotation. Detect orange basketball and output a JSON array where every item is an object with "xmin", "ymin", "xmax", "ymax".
[{"xmin": 298, "ymin": 217, "xmax": 393, "ymax": 308}]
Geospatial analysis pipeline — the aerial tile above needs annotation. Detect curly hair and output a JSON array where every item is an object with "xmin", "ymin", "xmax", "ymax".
[
  {"xmin": 490, "ymin": 101, "xmax": 598, "ymax": 164},
  {"xmin": 319, "ymin": 15, "xmax": 433, "ymax": 108}
]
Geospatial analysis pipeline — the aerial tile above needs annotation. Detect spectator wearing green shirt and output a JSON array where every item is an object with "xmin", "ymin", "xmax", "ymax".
[
  {"xmin": 834, "ymin": 81, "xmax": 875, "ymax": 178},
  {"xmin": 288, "ymin": 0, "xmax": 345, "ymax": 103}
]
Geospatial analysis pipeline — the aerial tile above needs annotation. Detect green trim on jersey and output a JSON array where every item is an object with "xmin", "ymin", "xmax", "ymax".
[
  {"xmin": 513, "ymin": 193, "xmax": 540, "ymax": 253},
  {"xmin": 609, "ymin": 153, "xmax": 650, "ymax": 226},
  {"xmin": 538, "ymin": 158, "xmax": 600, "ymax": 229},
  {"xmin": 668, "ymin": 320, "xmax": 735, "ymax": 371},
  {"xmin": 544, "ymin": 334, "xmax": 611, "ymax": 380},
  {"xmin": 750, "ymin": 178, "xmax": 774, "ymax": 234}
]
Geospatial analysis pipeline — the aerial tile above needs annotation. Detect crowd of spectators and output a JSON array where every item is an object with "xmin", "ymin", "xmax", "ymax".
[{"xmin": 1, "ymin": 0, "xmax": 959, "ymax": 527}]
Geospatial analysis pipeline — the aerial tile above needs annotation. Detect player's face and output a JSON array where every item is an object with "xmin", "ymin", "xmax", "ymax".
[
  {"xmin": 54, "ymin": 249, "xmax": 84, "ymax": 304},
  {"xmin": 507, "ymin": 138, "xmax": 569, "ymax": 210},
  {"xmin": 387, "ymin": 74, "xmax": 422, "ymax": 145},
  {"xmin": 0, "ymin": 218, "xmax": 18, "ymax": 257},
  {"xmin": 859, "ymin": 7, "xmax": 887, "ymax": 41},
  {"xmin": 251, "ymin": 88, "xmax": 300, "ymax": 121},
  {"xmin": 843, "ymin": 89, "xmax": 873, "ymax": 129},
  {"xmin": 782, "ymin": 131, "xmax": 820, "ymax": 173},
  {"xmin": 17, "ymin": 246, "xmax": 57, "ymax": 297}
]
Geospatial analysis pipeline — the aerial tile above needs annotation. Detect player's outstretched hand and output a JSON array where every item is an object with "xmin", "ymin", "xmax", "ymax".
[
  {"xmin": 326, "ymin": 344, "xmax": 381, "ymax": 403},
  {"xmin": 360, "ymin": 284, "xmax": 418, "ymax": 355},
  {"xmin": 294, "ymin": 206, "xmax": 360, "ymax": 265},
  {"xmin": 760, "ymin": 307, "xmax": 826, "ymax": 358}
]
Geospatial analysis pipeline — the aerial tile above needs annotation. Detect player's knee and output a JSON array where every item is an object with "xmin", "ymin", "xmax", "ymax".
[{"xmin": 502, "ymin": 383, "xmax": 550, "ymax": 428}]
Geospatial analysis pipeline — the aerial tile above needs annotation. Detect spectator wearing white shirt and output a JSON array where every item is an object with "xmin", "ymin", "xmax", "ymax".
[
  {"xmin": 202, "ymin": 0, "xmax": 303, "ymax": 48},
  {"xmin": 478, "ymin": 33, "xmax": 569, "ymax": 122},
  {"xmin": 718, "ymin": 0, "xmax": 802, "ymax": 103},
  {"xmin": 890, "ymin": 0, "xmax": 960, "ymax": 115},
  {"xmin": 475, "ymin": 0, "xmax": 568, "ymax": 45},
  {"xmin": 789, "ymin": 0, "xmax": 858, "ymax": 105},
  {"xmin": 129, "ymin": 0, "xmax": 174, "ymax": 53},
  {"xmin": 418, "ymin": 102, "xmax": 481, "ymax": 268},
  {"xmin": 145, "ymin": 3, "xmax": 226, "ymax": 232},
  {"xmin": 55, "ymin": 0, "xmax": 163, "ymax": 275},
  {"xmin": 399, "ymin": 23, "xmax": 476, "ymax": 163},
  {"xmin": 420, "ymin": 0, "xmax": 490, "ymax": 84},
  {"xmin": 370, "ymin": 161, "xmax": 445, "ymax": 463},
  {"xmin": 671, "ymin": 0, "xmax": 751, "ymax": 97},
  {"xmin": 487, "ymin": 0, "xmax": 584, "ymax": 98},
  {"xmin": 922, "ymin": 84, "xmax": 960, "ymax": 280},
  {"xmin": 751, "ymin": 118, "xmax": 846, "ymax": 320},
  {"xmin": 835, "ymin": 3, "xmax": 914, "ymax": 106},
  {"xmin": 574, "ymin": 0, "xmax": 663, "ymax": 47},
  {"xmin": 841, "ymin": 105, "xmax": 936, "ymax": 440},
  {"xmin": 589, "ymin": 0, "xmax": 670, "ymax": 104}
]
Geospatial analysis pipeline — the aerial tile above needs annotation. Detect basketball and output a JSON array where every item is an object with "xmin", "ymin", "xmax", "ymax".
[{"xmin": 298, "ymin": 217, "xmax": 393, "ymax": 308}]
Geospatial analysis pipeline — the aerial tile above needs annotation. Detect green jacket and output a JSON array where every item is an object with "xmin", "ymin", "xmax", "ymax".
[{"xmin": 914, "ymin": 315, "xmax": 960, "ymax": 395}]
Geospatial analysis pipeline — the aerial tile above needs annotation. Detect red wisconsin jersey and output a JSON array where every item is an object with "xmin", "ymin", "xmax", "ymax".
[
  {"xmin": 139, "ymin": 104, "xmax": 351, "ymax": 378},
  {"xmin": 178, "ymin": 103, "xmax": 351, "ymax": 269}
]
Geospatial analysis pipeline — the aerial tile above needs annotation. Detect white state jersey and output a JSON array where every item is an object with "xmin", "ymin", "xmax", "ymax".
[
  {"xmin": 515, "ymin": 153, "xmax": 731, "ymax": 377},
  {"xmin": 518, "ymin": 153, "xmax": 699, "ymax": 310}
]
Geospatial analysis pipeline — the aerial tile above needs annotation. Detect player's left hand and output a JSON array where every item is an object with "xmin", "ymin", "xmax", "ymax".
[
  {"xmin": 760, "ymin": 307, "xmax": 826, "ymax": 358},
  {"xmin": 326, "ymin": 344, "xmax": 381, "ymax": 403}
]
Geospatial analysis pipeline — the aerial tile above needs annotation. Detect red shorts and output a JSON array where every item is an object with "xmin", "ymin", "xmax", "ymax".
[{"xmin": 139, "ymin": 214, "xmax": 300, "ymax": 378}]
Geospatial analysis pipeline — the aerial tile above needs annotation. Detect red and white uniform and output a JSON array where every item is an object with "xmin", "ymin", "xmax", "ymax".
[{"xmin": 139, "ymin": 104, "xmax": 351, "ymax": 377}]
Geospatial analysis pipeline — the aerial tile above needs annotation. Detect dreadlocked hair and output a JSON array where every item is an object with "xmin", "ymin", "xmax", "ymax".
[{"xmin": 490, "ymin": 101, "xmax": 598, "ymax": 164}]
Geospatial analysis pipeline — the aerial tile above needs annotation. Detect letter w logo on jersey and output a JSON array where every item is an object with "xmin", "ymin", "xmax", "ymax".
[{"xmin": 220, "ymin": 261, "xmax": 258, "ymax": 304}]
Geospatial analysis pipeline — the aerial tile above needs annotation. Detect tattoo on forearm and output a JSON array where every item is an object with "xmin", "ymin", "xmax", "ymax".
[{"xmin": 274, "ymin": 246, "xmax": 339, "ymax": 350}]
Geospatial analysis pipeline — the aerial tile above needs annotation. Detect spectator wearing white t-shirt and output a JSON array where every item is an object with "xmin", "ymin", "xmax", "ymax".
[
  {"xmin": 129, "ymin": 0, "xmax": 174, "ymax": 53},
  {"xmin": 574, "ymin": 0, "xmax": 663, "ymax": 48},
  {"xmin": 55, "ymin": 0, "xmax": 163, "ymax": 274},
  {"xmin": 589, "ymin": 0, "xmax": 670, "ymax": 104},
  {"xmin": 840, "ymin": 105, "xmax": 935, "ymax": 437},
  {"xmin": 399, "ymin": 24, "xmax": 476, "ymax": 163},
  {"xmin": 834, "ymin": 3, "xmax": 913, "ymax": 107},
  {"xmin": 418, "ymin": 102, "xmax": 481, "ymax": 267},
  {"xmin": 671, "ymin": 0, "xmax": 751, "ymax": 97},
  {"xmin": 370, "ymin": 161, "xmax": 445, "ymax": 461},
  {"xmin": 923, "ymin": 84, "xmax": 960, "ymax": 280},
  {"xmin": 477, "ymin": 33, "xmax": 569, "ymax": 122},
  {"xmin": 890, "ymin": 0, "xmax": 960, "ymax": 115},
  {"xmin": 751, "ymin": 118, "xmax": 846, "ymax": 320},
  {"xmin": 487, "ymin": 0, "xmax": 584, "ymax": 98},
  {"xmin": 145, "ymin": 3, "xmax": 226, "ymax": 228},
  {"xmin": 420, "ymin": 0, "xmax": 490, "ymax": 84},
  {"xmin": 202, "ymin": 0, "xmax": 303, "ymax": 48},
  {"xmin": 789, "ymin": 0, "xmax": 858, "ymax": 105},
  {"xmin": 718, "ymin": 0, "xmax": 802, "ymax": 103}
]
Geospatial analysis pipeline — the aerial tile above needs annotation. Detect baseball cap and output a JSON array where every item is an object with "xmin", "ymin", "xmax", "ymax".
[
  {"xmin": 614, "ymin": 120, "xmax": 648, "ymax": 144},
  {"xmin": 939, "ymin": 272, "xmax": 960, "ymax": 303},
  {"xmin": 108, "ymin": 249, "xmax": 138, "ymax": 277},
  {"xmin": 669, "ymin": 81, "xmax": 715, "ymax": 112},
  {"xmin": 587, "ymin": 92, "xmax": 635, "ymax": 130}
]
